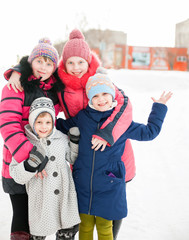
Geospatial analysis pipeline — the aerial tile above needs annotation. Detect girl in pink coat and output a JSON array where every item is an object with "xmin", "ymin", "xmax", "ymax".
[{"xmin": 0, "ymin": 38, "xmax": 66, "ymax": 240}]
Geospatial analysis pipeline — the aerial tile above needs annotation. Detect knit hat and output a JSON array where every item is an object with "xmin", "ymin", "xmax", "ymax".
[
  {"xmin": 29, "ymin": 97, "xmax": 55, "ymax": 135},
  {"xmin": 28, "ymin": 38, "xmax": 59, "ymax": 70},
  {"xmin": 86, "ymin": 67, "xmax": 115, "ymax": 104},
  {"xmin": 62, "ymin": 29, "xmax": 92, "ymax": 65}
]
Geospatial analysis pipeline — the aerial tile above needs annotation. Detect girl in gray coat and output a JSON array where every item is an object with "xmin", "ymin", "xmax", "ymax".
[{"xmin": 10, "ymin": 97, "xmax": 80, "ymax": 240}]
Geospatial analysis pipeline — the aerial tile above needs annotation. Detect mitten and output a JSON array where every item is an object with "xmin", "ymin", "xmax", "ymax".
[
  {"xmin": 28, "ymin": 146, "xmax": 44, "ymax": 167},
  {"xmin": 24, "ymin": 146, "xmax": 48, "ymax": 172},
  {"xmin": 69, "ymin": 127, "xmax": 80, "ymax": 144},
  {"xmin": 68, "ymin": 127, "xmax": 80, "ymax": 164}
]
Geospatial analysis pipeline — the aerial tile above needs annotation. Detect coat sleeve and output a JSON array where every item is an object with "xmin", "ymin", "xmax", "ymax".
[
  {"xmin": 4, "ymin": 64, "xmax": 21, "ymax": 80},
  {"xmin": 63, "ymin": 133, "xmax": 77, "ymax": 165},
  {"xmin": 57, "ymin": 119, "xmax": 79, "ymax": 165},
  {"xmin": 9, "ymin": 158, "xmax": 36, "ymax": 185},
  {"xmin": 0, "ymin": 86, "xmax": 33, "ymax": 163},
  {"xmin": 56, "ymin": 116, "xmax": 78, "ymax": 134},
  {"xmin": 126, "ymin": 103, "xmax": 168, "ymax": 141},
  {"xmin": 93, "ymin": 86, "xmax": 132, "ymax": 145}
]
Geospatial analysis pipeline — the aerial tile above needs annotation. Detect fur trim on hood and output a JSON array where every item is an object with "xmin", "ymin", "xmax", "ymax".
[
  {"xmin": 19, "ymin": 56, "xmax": 65, "ymax": 93},
  {"xmin": 58, "ymin": 52, "xmax": 101, "ymax": 90}
]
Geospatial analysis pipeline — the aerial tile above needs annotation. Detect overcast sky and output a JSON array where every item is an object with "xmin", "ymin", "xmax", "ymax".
[{"xmin": 0, "ymin": 0, "xmax": 189, "ymax": 67}]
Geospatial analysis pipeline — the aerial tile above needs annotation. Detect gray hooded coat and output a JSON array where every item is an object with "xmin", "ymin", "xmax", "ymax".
[{"xmin": 10, "ymin": 124, "xmax": 80, "ymax": 236}]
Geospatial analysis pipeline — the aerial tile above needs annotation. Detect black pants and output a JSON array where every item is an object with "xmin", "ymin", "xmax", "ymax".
[
  {"xmin": 9, "ymin": 193, "xmax": 30, "ymax": 233},
  {"xmin": 113, "ymin": 219, "xmax": 123, "ymax": 240}
]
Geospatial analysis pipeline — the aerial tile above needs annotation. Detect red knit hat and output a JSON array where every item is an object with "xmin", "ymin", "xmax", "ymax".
[{"xmin": 62, "ymin": 29, "xmax": 92, "ymax": 65}]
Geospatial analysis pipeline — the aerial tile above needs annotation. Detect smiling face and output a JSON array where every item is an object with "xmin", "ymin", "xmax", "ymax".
[
  {"xmin": 34, "ymin": 112, "xmax": 53, "ymax": 138},
  {"xmin": 91, "ymin": 92, "xmax": 113, "ymax": 112},
  {"xmin": 65, "ymin": 56, "xmax": 89, "ymax": 78},
  {"xmin": 31, "ymin": 56, "xmax": 55, "ymax": 81}
]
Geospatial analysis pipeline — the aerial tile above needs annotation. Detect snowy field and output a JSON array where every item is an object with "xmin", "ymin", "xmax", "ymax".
[{"xmin": 0, "ymin": 68, "xmax": 189, "ymax": 240}]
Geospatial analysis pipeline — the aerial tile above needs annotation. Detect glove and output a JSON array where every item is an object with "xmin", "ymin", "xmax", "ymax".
[
  {"xmin": 68, "ymin": 127, "xmax": 80, "ymax": 144},
  {"xmin": 28, "ymin": 146, "xmax": 45, "ymax": 167},
  {"xmin": 68, "ymin": 127, "xmax": 80, "ymax": 164},
  {"xmin": 24, "ymin": 146, "xmax": 49, "ymax": 172}
]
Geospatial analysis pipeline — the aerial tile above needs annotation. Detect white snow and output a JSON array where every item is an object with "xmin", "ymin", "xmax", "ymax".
[{"xmin": 0, "ymin": 68, "xmax": 189, "ymax": 240}]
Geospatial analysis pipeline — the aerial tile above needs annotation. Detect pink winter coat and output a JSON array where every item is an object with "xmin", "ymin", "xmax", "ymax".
[
  {"xmin": 0, "ymin": 71, "xmax": 61, "ymax": 194},
  {"xmin": 57, "ymin": 53, "xmax": 136, "ymax": 182}
]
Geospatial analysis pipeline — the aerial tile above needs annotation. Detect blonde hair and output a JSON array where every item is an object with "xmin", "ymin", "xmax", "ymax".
[{"xmin": 36, "ymin": 112, "xmax": 53, "ymax": 121}]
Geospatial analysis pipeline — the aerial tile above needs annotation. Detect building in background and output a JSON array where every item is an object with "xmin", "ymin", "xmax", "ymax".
[
  {"xmin": 84, "ymin": 29, "xmax": 127, "ymax": 69},
  {"xmin": 126, "ymin": 18, "xmax": 189, "ymax": 71},
  {"xmin": 175, "ymin": 19, "xmax": 189, "ymax": 53},
  {"xmin": 86, "ymin": 29, "xmax": 188, "ymax": 71},
  {"xmin": 126, "ymin": 46, "xmax": 188, "ymax": 71},
  {"xmin": 175, "ymin": 18, "xmax": 189, "ymax": 70}
]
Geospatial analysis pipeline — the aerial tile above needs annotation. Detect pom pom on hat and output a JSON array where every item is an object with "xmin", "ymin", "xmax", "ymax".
[
  {"xmin": 62, "ymin": 29, "xmax": 92, "ymax": 65},
  {"xmin": 28, "ymin": 38, "xmax": 59, "ymax": 70},
  {"xmin": 29, "ymin": 97, "xmax": 55, "ymax": 135},
  {"xmin": 96, "ymin": 66, "xmax": 108, "ymax": 74},
  {"xmin": 69, "ymin": 29, "xmax": 85, "ymax": 40},
  {"xmin": 86, "ymin": 67, "xmax": 115, "ymax": 104},
  {"xmin": 38, "ymin": 38, "xmax": 52, "ymax": 44}
]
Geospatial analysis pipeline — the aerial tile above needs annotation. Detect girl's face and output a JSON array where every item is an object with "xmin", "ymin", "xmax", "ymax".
[
  {"xmin": 91, "ymin": 92, "xmax": 113, "ymax": 112},
  {"xmin": 65, "ymin": 56, "xmax": 89, "ymax": 78},
  {"xmin": 34, "ymin": 113, "xmax": 53, "ymax": 138},
  {"xmin": 32, "ymin": 57, "xmax": 55, "ymax": 81}
]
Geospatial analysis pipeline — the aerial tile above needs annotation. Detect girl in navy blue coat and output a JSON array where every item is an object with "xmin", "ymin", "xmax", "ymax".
[{"xmin": 56, "ymin": 67, "xmax": 172, "ymax": 240}]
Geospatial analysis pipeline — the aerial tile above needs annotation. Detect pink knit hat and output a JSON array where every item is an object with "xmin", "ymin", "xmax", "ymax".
[{"xmin": 62, "ymin": 29, "xmax": 92, "ymax": 65}]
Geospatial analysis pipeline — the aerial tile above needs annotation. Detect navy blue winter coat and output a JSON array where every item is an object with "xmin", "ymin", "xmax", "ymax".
[{"xmin": 56, "ymin": 102, "xmax": 167, "ymax": 220}]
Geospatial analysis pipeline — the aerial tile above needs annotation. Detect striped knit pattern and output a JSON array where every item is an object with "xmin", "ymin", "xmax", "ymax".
[
  {"xmin": 28, "ymin": 38, "xmax": 59, "ymax": 69},
  {"xmin": 86, "ymin": 67, "xmax": 115, "ymax": 103},
  {"xmin": 29, "ymin": 97, "xmax": 55, "ymax": 134}
]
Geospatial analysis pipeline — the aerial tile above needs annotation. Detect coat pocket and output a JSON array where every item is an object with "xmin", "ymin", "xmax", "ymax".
[{"xmin": 104, "ymin": 161, "xmax": 125, "ymax": 183}]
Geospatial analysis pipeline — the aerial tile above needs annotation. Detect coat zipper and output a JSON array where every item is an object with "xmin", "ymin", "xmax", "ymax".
[
  {"xmin": 83, "ymin": 89, "xmax": 85, "ymax": 109},
  {"xmin": 88, "ymin": 150, "xmax": 96, "ymax": 214},
  {"xmin": 88, "ymin": 123, "xmax": 99, "ymax": 214},
  {"xmin": 61, "ymin": 91, "xmax": 71, "ymax": 118}
]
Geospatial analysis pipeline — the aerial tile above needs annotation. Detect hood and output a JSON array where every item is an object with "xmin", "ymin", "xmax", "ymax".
[{"xmin": 24, "ymin": 124, "xmax": 62, "ymax": 141}]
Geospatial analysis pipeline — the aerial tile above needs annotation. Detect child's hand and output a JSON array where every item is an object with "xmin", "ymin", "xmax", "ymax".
[
  {"xmin": 7, "ymin": 71, "xmax": 23, "ymax": 93},
  {"xmin": 91, "ymin": 137, "xmax": 108, "ymax": 151},
  {"xmin": 151, "ymin": 91, "xmax": 173, "ymax": 105},
  {"xmin": 35, "ymin": 170, "xmax": 48, "ymax": 179}
]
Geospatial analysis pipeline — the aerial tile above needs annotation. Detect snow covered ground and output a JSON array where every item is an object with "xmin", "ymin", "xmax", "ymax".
[{"xmin": 0, "ymin": 68, "xmax": 189, "ymax": 240}]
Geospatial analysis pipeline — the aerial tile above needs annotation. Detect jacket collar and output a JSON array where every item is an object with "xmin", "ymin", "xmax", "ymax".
[{"xmin": 85, "ymin": 105, "xmax": 114, "ymax": 123}]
